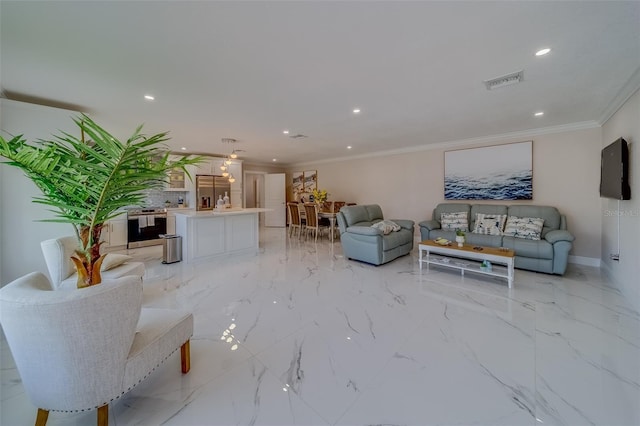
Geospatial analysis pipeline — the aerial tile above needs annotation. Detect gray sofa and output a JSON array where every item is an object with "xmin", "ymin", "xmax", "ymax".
[
  {"xmin": 336, "ymin": 204, "xmax": 414, "ymax": 266},
  {"xmin": 419, "ymin": 203, "xmax": 575, "ymax": 275}
]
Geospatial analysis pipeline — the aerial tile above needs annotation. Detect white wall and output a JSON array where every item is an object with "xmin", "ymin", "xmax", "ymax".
[
  {"xmin": 289, "ymin": 126, "xmax": 603, "ymax": 262},
  {"xmin": 601, "ymin": 88, "xmax": 640, "ymax": 312},
  {"xmin": 0, "ymin": 99, "xmax": 80, "ymax": 284}
]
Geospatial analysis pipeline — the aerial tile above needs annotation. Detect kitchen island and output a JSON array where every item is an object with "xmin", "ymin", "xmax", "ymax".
[{"xmin": 174, "ymin": 208, "xmax": 269, "ymax": 263}]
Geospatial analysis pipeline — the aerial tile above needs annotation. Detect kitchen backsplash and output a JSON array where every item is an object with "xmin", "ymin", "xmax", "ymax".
[{"xmin": 143, "ymin": 190, "xmax": 188, "ymax": 208}]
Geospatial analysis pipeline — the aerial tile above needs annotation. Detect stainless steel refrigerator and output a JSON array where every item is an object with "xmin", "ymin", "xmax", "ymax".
[{"xmin": 196, "ymin": 175, "xmax": 231, "ymax": 211}]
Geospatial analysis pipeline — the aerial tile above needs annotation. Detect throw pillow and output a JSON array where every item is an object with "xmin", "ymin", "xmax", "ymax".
[
  {"xmin": 371, "ymin": 220, "xmax": 401, "ymax": 235},
  {"xmin": 100, "ymin": 253, "xmax": 133, "ymax": 271},
  {"xmin": 473, "ymin": 213, "xmax": 507, "ymax": 236},
  {"xmin": 440, "ymin": 211, "xmax": 469, "ymax": 231},
  {"xmin": 503, "ymin": 216, "xmax": 545, "ymax": 240}
]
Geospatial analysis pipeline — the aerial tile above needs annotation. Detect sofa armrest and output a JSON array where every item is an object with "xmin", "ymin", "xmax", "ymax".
[
  {"xmin": 346, "ymin": 226, "xmax": 383, "ymax": 236},
  {"xmin": 390, "ymin": 219, "xmax": 415, "ymax": 231},
  {"xmin": 545, "ymin": 229, "xmax": 575, "ymax": 244},
  {"xmin": 418, "ymin": 220, "xmax": 440, "ymax": 231}
]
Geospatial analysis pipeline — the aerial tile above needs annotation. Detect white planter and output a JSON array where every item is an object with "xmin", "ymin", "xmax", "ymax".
[{"xmin": 455, "ymin": 235, "xmax": 465, "ymax": 247}]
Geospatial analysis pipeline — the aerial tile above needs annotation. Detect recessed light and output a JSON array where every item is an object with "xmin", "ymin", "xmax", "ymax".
[
  {"xmin": 535, "ymin": 48, "xmax": 551, "ymax": 56},
  {"xmin": 283, "ymin": 130, "xmax": 289, "ymax": 134},
  {"xmin": 181, "ymin": 147, "xmax": 187, "ymax": 151},
  {"xmin": 272, "ymin": 158, "xmax": 277, "ymax": 162},
  {"xmin": 144, "ymin": 94, "xmax": 155, "ymax": 101},
  {"xmin": 534, "ymin": 111, "xmax": 544, "ymax": 117},
  {"xmin": 347, "ymin": 146, "xmax": 352, "ymax": 150},
  {"xmin": 353, "ymin": 108, "xmax": 361, "ymax": 114}
]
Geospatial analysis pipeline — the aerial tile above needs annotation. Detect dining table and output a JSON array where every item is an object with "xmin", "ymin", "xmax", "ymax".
[
  {"xmin": 298, "ymin": 203, "xmax": 339, "ymax": 243},
  {"xmin": 318, "ymin": 210, "xmax": 338, "ymax": 242}
]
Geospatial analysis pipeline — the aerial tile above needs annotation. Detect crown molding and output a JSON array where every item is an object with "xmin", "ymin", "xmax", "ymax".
[
  {"xmin": 598, "ymin": 66, "xmax": 640, "ymax": 126},
  {"xmin": 289, "ymin": 120, "xmax": 601, "ymax": 168}
]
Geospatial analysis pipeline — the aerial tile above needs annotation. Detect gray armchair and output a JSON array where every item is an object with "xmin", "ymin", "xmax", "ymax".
[{"xmin": 336, "ymin": 204, "xmax": 414, "ymax": 265}]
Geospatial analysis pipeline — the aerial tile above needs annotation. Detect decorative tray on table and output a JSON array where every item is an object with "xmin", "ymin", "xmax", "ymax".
[{"xmin": 434, "ymin": 237, "xmax": 452, "ymax": 246}]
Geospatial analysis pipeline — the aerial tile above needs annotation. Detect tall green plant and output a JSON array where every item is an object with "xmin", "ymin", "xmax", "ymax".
[{"xmin": 0, "ymin": 115, "xmax": 203, "ymax": 288}]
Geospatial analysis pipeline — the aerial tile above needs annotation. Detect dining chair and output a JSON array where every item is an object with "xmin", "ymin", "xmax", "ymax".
[
  {"xmin": 303, "ymin": 203, "xmax": 323, "ymax": 242},
  {"xmin": 287, "ymin": 202, "xmax": 303, "ymax": 238},
  {"xmin": 333, "ymin": 201, "xmax": 346, "ymax": 213},
  {"xmin": 319, "ymin": 201, "xmax": 333, "ymax": 228}
]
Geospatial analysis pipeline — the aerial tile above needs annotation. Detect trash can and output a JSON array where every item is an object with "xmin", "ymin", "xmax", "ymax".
[{"xmin": 160, "ymin": 234, "xmax": 182, "ymax": 264}]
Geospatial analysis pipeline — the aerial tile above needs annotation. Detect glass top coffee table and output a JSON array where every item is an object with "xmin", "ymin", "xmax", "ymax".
[{"xmin": 418, "ymin": 240, "xmax": 515, "ymax": 288}]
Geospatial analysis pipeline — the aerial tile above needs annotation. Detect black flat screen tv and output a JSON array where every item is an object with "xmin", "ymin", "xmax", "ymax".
[{"xmin": 600, "ymin": 137, "xmax": 631, "ymax": 200}]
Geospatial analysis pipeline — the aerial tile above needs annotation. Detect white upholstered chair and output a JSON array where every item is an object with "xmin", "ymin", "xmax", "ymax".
[
  {"xmin": 0, "ymin": 272, "xmax": 193, "ymax": 426},
  {"xmin": 41, "ymin": 236, "xmax": 145, "ymax": 289}
]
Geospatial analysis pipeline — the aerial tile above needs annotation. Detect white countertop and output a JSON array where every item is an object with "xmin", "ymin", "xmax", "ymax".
[{"xmin": 174, "ymin": 208, "xmax": 270, "ymax": 217}]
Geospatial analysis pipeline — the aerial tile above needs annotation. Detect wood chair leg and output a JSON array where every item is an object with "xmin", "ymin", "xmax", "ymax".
[
  {"xmin": 97, "ymin": 404, "xmax": 108, "ymax": 426},
  {"xmin": 35, "ymin": 408, "xmax": 49, "ymax": 426},
  {"xmin": 181, "ymin": 340, "xmax": 191, "ymax": 373}
]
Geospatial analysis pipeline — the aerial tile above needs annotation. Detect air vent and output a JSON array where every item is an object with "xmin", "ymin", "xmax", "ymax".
[
  {"xmin": 484, "ymin": 70, "xmax": 524, "ymax": 90},
  {"xmin": 289, "ymin": 134, "xmax": 308, "ymax": 139}
]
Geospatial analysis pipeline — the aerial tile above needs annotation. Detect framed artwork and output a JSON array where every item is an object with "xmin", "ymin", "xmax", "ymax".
[
  {"xmin": 444, "ymin": 141, "xmax": 532, "ymax": 200},
  {"xmin": 292, "ymin": 171, "xmax": 304, "ymax": 197},
  {"xmin": 304, "ymin": 170, "xmax": 317, "ymax": 192}
]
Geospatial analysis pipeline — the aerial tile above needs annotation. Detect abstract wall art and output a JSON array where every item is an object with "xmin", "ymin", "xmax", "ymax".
[{"xmin": 444, "ymin": 141, "xmax": 532, "ymax": 200}]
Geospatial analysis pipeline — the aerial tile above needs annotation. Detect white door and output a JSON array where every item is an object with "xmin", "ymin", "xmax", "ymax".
[{"xmin": 265, "ymin": 173, "xmax": 286, "ymax": 227}]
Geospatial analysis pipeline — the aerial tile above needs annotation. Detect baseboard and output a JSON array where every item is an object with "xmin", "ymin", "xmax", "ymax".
[{"xmin": 568, "ymin": 255, "xmax": 601, "ymax": 267}]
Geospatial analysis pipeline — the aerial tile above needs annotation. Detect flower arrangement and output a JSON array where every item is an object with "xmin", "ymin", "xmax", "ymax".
[{"xmin": 312, "ymin": 189, "xmax": 329, "ymax": 204}]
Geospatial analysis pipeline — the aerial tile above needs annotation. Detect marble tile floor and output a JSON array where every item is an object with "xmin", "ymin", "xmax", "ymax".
[{"xmin": 1, "ymin": 227, "xmax": 639, "ymax": 425}]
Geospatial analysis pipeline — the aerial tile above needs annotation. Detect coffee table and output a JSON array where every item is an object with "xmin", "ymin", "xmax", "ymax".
[{"xmin": 418, "ymin": 240, "xmax": 515, "ymax": 288}]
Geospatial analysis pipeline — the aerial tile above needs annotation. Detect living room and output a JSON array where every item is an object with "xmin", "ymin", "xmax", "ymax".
[{"xmin": 1, "ymin": 2, "xmax": 639, "ymax": 425}]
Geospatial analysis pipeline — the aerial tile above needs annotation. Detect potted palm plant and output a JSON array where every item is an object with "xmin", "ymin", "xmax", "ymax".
[{"xmin": 0, "ymin": 115, "xmax": 203, "ymax": 288}]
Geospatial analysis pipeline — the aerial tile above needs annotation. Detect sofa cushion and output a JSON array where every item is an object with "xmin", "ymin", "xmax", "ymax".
[
  {"xmin": 440, "ymin": 211, "xmax": 469, "ymax": 231},
  {"xmin": 502, "ymin": 236, "xmax": 554, "ymax": 259},
  {"xmin": 381, "ymin": 229, "xmax": 413, "ymax": 251},
  {"xmin": 365, "ymin": 205, "xmax": 384, "ymax": 222},
  {"xmin": 508, "ymin": 205, "xmax": 560, "ymax": 236},
  {"xmin": 472, "ymin": 213, "xmax": 507, "ymax": 235},
  {"xmin": 341, "ymin": 205, "xmax": 370, "ymax": 226},
  {"xmin": 101, "ymin": 253, "xmax": 133, "ymax": 271},
  {"xmin": 470, "ymin": 204, "xmax": 508, "ymax": 230},
  {"xmin": 503, "ymin": 216, "xmax": 544, "ymax": 240},
  {"xmin": 464, "ymin": 232, "xmax": 504, "ymax": 248}
]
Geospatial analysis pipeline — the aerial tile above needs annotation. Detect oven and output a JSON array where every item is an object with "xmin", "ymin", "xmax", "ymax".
[{"xmin": 127, "ymin": 208, "xmax": 167, "ymax": 248}]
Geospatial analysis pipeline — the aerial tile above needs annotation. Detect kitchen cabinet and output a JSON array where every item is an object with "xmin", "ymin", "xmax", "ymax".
[
  {"xmin": 166, "ymin": 158, "xmax": 196, "ymax": 192},
  {"xmin": 194, "ymin": 158, "xmax": 214, "ymax": 175},
  {"xmin": 102, "ymin": 212, "xmax": 127, "ymax": 249}
]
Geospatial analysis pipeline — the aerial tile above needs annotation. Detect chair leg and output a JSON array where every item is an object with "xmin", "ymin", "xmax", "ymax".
[
  {"xmin": 181, "ymin": 340, "xmax": 191, "ymax": 373},
  {"xmin": 97, "ymin": 405, "xmax": 108, "ymax": 426},
  {"xmin": 35, "ymin": 409, "xmax": 49, "ymax": 426}
]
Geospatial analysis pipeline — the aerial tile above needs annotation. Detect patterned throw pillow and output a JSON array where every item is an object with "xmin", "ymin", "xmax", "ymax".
[
  {"xmin": 473, "ymin": 213, "xmax": 507, "ymax": 236},
  {"xmin": 440, "ymin": 212, "xmax": 468, "ymax": 231},
  {"xmin": 371, "ymin": 220, "xmax": 401, "ymax": 235},
  {"xmin": 502, "ymin": 216, "xmax": 545, "ymax": 240}
]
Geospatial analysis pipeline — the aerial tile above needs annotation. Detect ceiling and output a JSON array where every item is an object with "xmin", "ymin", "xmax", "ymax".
[{"xmin": 2, "ymin": 1, "xmax": 639, "ymax": 166}]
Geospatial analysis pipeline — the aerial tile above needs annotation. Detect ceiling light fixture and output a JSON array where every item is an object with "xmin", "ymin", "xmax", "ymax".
[
  {"xmin": 181, "ymin": 147, "xmax": 187, "ymax": 151},
  {"xmin": 283, "ymin": 130, "xmax": 289, "ymax": 134},
  {"xmin": 272, "ymin": 158, "xmax": 277, "ymax": 162},
  {"xmin": 144, "ymin": 94, "xmax": 155, "ymax": 101},
  {"xmin": 353, "ymin": 108, "xmax": 361, "ymax": 114},
  {"xmin": 347, "ymin": 146, "xmax": 352, "ymax": 150},
  {"xmin": 535, "ymin": 48, "xmax": 551, "ymax": 56},
  {"xmin": 534, "ymin": 111, "xmax": 544, "ymax": 117},
  {"xmin": 221, "ymin": 138, "xmax": 241, "ymax": 183}
]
